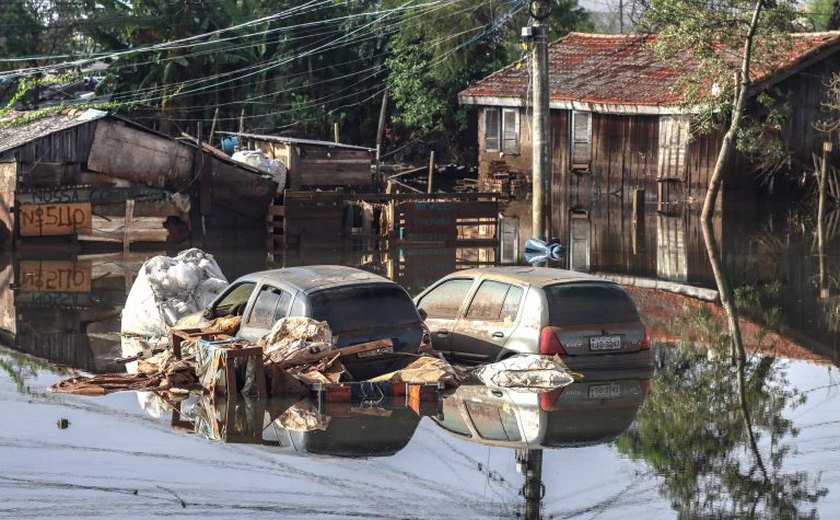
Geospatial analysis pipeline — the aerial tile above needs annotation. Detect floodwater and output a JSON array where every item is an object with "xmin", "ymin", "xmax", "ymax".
[{"xmin": 1, "ymin": 196, "xmax": 839, "ymax": 519}]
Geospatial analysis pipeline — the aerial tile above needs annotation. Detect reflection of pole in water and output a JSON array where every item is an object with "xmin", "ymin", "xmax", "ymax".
[
  {"xmin": 818, "ymin": 142, "xmax": 831, "ymax": 300},
  {"xmin": 516, "ymin": 448, "xmax": 543, "ymax": 520}
]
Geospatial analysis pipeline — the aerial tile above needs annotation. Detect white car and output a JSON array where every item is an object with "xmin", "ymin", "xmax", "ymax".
[{"xmin": 414, "ymin": 267, "xmax": 652, "ymax": 371}]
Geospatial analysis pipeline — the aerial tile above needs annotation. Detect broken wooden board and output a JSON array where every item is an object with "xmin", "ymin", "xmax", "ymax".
[
  {"xmin": 78, "ymin": 215, "xmax": 168, "ymax": 244},
  {"xmin": 19, "ymin": 202, "xmax": 92, "ymax": 236},
  {"xmin": 87, "ymin": 119, "xmax": 193, "ymax": 190}
]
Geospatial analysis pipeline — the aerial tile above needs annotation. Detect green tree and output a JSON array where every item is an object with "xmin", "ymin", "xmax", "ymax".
[
  {"xmin": 615, "ymin": 341, "xmax": 827, "ymax": 518},
  {"xmin": 384, "ymin": 0, "xmax": 593, "ymax": 154}
]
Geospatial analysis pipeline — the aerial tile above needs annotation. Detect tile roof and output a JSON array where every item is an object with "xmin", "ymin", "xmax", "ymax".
[{"xmin": 459, "ymin": 31, "xmax": 840, "ymax": 110}]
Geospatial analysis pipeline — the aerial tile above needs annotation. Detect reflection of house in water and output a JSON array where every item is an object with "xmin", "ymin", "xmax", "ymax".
[{"xmin": 0, "ymin": 255, "xmax": 145, "ymax": 373}]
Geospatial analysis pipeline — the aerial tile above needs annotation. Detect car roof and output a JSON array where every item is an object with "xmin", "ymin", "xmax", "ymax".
[
  {"xmin": 235, "ymin": 265, "xmax": 393, "ymax": 294},
  {"xmin": 452, "ymin": 266, "xmax": 615, "ymax": 287}
]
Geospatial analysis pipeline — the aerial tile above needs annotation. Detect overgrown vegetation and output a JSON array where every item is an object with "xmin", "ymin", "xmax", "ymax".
[{"xmin": 0, "ymin": 0, "xmax": 593, "ymax": 158}]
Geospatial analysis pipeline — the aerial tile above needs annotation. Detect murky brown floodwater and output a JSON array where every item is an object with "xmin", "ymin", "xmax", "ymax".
[{"xmin": 1, "ymin": 195, "xmax": 838, "ymax": 519}]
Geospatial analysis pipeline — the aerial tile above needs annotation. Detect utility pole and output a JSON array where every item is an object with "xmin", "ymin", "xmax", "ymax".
[
  {"xmin": 530, "ymin": 1, "xmax": 552, "ymax": 241},
  {"xmin": 516, "ymin": 448, "xmax": 544, "ymax": 520}
]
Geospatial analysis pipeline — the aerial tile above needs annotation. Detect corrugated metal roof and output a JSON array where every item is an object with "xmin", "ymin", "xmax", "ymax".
[
  {"xmin": 459, "ymin": 32, "xmax": 840, "ymax": 110},
  {"xmin": 221, "ymin": 131, "xmax": 374, "ymax": 152},
  {"xmin": 0, "ymin": 108, "xmax": 108, "ymax": 155}
]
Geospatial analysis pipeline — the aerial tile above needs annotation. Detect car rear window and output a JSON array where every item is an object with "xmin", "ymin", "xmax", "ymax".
[
  {"xmin": 309, "ymin": 284, "xmax": 419, "ymax": 332},
  {"xmin": 544, "ymin": 283, "xmax": 639, "ymax": 325}
]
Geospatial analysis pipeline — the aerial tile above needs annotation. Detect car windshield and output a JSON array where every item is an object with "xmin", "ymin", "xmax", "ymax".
[
  {"xmin": 309, "ymin": 284, "xmax": 420, "ymax": 332},
  {"xmin": 544, "ymin": 283, "xmax": 639, "ymax": 325}
]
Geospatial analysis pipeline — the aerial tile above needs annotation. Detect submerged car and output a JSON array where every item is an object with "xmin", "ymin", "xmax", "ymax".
[
  {"xmin": 413, "ymin": 266, "xmax": 652, "ymax": 371},
  {"xmin": 194, "ymin": 265, "xmax": 429, "ymax": 379}
]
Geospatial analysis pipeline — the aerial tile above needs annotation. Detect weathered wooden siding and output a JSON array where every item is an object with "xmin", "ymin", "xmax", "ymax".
[
  {"xmin": 588, "ymin": 114, "xmax": 660, "ymax": 197},
  {"xmin": 775, "ymin": 52, "xmax": 840, "ymax": 160},
  {"xmin": 550, "ymin": 110, "xmax": 570, "ymax": 235},
  {"xmin": 686, "ymin": 126, "xmax": 725, "ymax": 200},
  {"xmin": 4, "ymin": 120, "xmax": 98, "ymax": 166}
]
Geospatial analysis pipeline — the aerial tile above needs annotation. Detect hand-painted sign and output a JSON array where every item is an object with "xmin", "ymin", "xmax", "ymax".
[
  {"xmin": 402, "ymin": 201, "xmax": 457, "ymax": 243},
  {"xmin": 19, "ymin": 202, "xmax": 92, "ymax": 236},
  {"xmin": 19, "ymin": 260, "xmax": 92, "ymax": 293}
]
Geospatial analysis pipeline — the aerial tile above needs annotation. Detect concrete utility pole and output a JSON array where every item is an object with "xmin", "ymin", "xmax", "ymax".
[{"xmin": 530, "ymin": 1, "xmax": 551, "ymax": 241}]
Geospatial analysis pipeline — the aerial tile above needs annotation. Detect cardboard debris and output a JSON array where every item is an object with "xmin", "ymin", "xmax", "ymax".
[
  {"xmin": 258, "ymin": 317, "xmax": 335, "ymax": 365},
  {"xmin": 277, "ymin": 399, "xmax": 329, "ymax": 432},
  {"xmin": 471, "ymin": 354, "xmax": 582, "ymax": 393},
  {"xmin": 368, "ymin": 356, "xmax": 459, "ymax": 386}
]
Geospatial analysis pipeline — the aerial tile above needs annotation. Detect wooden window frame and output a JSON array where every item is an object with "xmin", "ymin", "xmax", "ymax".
[{"xmin": 484, "ymin": 107, "xmax": 520, "ymax": 154}]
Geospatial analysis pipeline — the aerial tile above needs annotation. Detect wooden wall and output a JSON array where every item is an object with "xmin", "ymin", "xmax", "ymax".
[{"xmin": 589, "ymin": 114, "xmax": 660, "ymax": 196}]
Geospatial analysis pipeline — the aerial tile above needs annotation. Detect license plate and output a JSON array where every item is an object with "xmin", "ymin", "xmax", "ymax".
[
  {"xmin": 357, "ymin": 345, "xmax": 394, "ymax": 358},
  {"xmin": 588, "ymin": 383, "xmax": 622, "ymax": 399},
  {"xmin": 589, "ymin": 335, "xmax": 622, "ymax": 351}
]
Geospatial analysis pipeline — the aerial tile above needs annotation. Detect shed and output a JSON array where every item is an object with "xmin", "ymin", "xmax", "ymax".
[
  {"xmin": 0, "ymin": 110, "xmax": 277, "ymax": 248},
  {"xmin": 229, "ymin": 133, "xmax": 374, "ymax": 190}
]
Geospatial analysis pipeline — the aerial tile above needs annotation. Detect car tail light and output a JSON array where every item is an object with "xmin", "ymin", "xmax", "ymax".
[
  {"xmin": 539, "ymin": 327, "xmax": 566, "ymax": 355},
  {"xmin": 640, "ymin": 328, "xmax": 651, "ymax": 350},
  {"xmin": 539, "ymin": 387, "xmax": 565, "ymax": 411}
]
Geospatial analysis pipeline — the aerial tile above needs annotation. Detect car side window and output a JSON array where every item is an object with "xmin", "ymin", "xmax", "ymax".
[
  {"xmin": 213, "ymin": 282, "xmax": 256, "ymax": 317},
  {"xmin": 417, "ymin": 278, "xmax": 474, "ymax": 319},
  {"xmin": 500, "ymin": 285, "xmax": 523, "ymax": 321},
  {"xmin": 466, "ymin": 280, "xmax": 519, "ymax": 321},
  {"xmin": 246, "ymin": 286, "xmax": 292, "ymax": 329}
]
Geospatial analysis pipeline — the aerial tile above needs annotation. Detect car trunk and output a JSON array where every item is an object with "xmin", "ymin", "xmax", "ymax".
[
  {"xmin": 543, "ymin": 282, "xmax": 644, "ymax": 356},
  {"xmin": 308, "ymin": 283, "xmax": 423, "ymax": 379}
]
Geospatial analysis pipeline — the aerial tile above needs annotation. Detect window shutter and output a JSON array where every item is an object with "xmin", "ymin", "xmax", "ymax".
[
  {"xmin": 571, "ymin": 111, "xmax": 592, "ymax": 167},
  {"xmin": 658, "ymin": 116, "xmax": 689, "ymax": 179},
  {"xmin": 484, "ymin": 108, "xmax": 500, "ymax": 151}
]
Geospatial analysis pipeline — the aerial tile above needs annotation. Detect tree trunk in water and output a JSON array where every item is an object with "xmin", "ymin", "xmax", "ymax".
[{"xmin": 700, "ymin": 0, "xmax": 763, "ymax": 363}]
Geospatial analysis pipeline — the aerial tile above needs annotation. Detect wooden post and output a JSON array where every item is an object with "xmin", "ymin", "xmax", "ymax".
[
  {"xmin": 209, "ymin": 107, "xmax": 219, "ymax": 146},
  {"xmin": 123, "ymin": 199, "xmax": 135, "ymax": 256},
  {"xmin": 427, "ymin": 151, "xmax": 435, "ymax": 194},
  {"xmin": 632, "ymin": 189, "xmax": 644, "ymax": 223},
  {"xmin": 632, "ymin": 189, "xmax": 645, "ymax": 255},
  {"xmin": 333, "ymin": 122, "xmax": 340, "ymax": 143},
  {"xmin": 818, "ymin": 141, "xmax": 831, "ymax": 299},
  {"xmin": 375, "ymin": 144, "xmax": 382, "ymax": 190}
]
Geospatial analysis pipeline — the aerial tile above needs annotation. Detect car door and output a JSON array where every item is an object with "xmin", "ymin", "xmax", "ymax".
[
  {"xmin": 451, "ymin": 279, "xmax": 524, "ymax": 362},
  {"xmin": 414, "ymin": 277, "xmax": 475, "ymax": 358},
  {"xmin": 237, "ymin": 284, "xmax": 294, "ymax": 341}
]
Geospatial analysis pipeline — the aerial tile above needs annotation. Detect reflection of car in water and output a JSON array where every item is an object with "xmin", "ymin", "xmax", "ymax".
[
  {"xmin": 180, "ymin": 265, "xmax": 430, "ymax": 379},
  {"xmin": 414, "ymin": 267, "xmax": 653, "ymax": 371},
  {"xmin": 265, "ymin": 406, "xmax": 422, "ymax": 458},
  {"xmin": 434, "ymin": 368, "xmax": 652, "ymax": 449},
  {"xmin": 167, "ymin": 392, "xmax": 428, "ymax": 459}
]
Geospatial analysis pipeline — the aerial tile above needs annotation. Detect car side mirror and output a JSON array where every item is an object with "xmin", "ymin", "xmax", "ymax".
[
  {"xmin": 202, "ymin": 306, "xmax": 216, "ymax": 320},
  {"xmin": 418, "ymin": 308, "xmax": 428, "ymax": 321}
]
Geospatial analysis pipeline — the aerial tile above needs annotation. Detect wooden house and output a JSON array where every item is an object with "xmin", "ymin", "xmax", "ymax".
[
  {"xmin": 459, "ymin": 31, "xmax": 840, "ymax": 228},
  {"xmin": 0, "ymin": 110, "xmax": 277, "ymax": 249},
  {"xmin": 232, "ymin": 133, "xmax": 374, "ymax": 189}
]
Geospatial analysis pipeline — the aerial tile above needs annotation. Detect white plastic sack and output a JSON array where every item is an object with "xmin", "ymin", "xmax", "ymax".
[
  {"xmin": 121, "ymin": 247, "xmax": 228, "ymax": 343},
  {"xmin": 472, "ymin": 354, "xmax": 578, "ymax": 393},
  {"xmin": 231, "ymin": 149, "xmax": 287, "ymax": 190}
]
